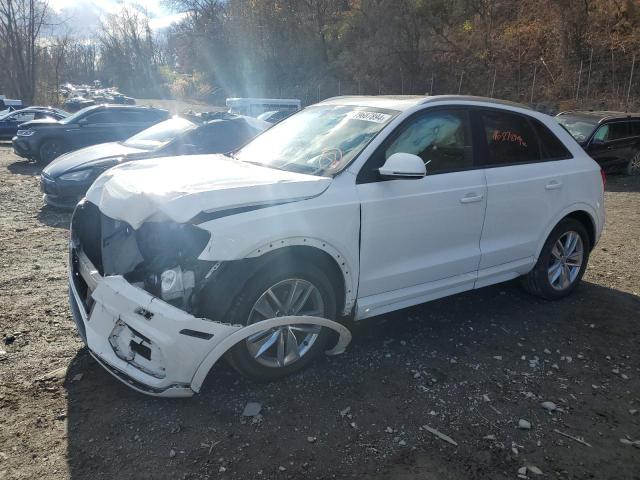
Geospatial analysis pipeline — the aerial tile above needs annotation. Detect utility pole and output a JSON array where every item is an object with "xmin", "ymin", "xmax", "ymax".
[
  {"xmin": 530, "ymin": 64, "xmax": 537, "ymax": 104},
  {"xmin": 575, "ymin": 60, "xmax": 583, "ymax": 101},
  {"xmin": 458, "ymin": 71, "xmax": 464, "ymax": 94},
  {"xmin": 430, "ymin": 72, "xmax": 435, "ymax": 95},
  {"xmin": 585, "ymin": 47, "xmax": 594, "ymax": 100},
  {"xmin": 490, "ymin": 68, "xmax": 497, "ymax": 97},
  {"xmin": 626, "ymin": 54, "xmax": 636, "ymax": 110}
]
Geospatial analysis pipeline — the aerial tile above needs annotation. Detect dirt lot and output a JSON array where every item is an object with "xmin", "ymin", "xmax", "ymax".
[{"xmin": 0, "ymin": 143, "xmax": 639, "ymax": 480}]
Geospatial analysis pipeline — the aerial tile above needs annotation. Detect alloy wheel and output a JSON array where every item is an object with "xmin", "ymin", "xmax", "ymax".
[
  {"xmin": 628, "ymin": 151, "xmax": 640, "ymax": 176},
  {"xmin": 547, "ymin": 231, "xmax": 584, "ymax": 291},
  {"xmin": 245, "ymin": 278, "xmax": 324, "ymax": 368}
]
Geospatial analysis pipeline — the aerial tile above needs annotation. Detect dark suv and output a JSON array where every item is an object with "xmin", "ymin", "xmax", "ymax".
[
  {"xmin": 556, "ymin": 111, "xmax": 640, "ymax": 175},
  {"xmin": 12, "ymin": 104, "xmax": 170, "ymax": 163}
]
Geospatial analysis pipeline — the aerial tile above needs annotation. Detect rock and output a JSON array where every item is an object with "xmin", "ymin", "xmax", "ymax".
[
  {"xmin": 219, "ymin": 466, "xmax": 227, "ymax": 473},
  {"xmin": 385, "ymin": 427, "xmax": 394, "ymax": 433},
  {"xmin": 482, "ymin": 394, "xmax": 491, "ymax": 402},
  {"xmin": 307, "ymin": 436, "xmax": 317, "ymax": 443},
  {"xmin": 528, "ymin": 465, "xmax": 543, "ymax": 475},
  {"xmin": 518, "ymin": 419, "xmax": 531, "ymax": 430},
  {"xmin": 3, "ymin": 334, "xmax": 15, "ymax": 345},
  {"xmin": 72, "ymin": 373, "xmax": 83, "ymax": 382},
  {"xmin": 398, "ymin": 439, "xmax": 407, "ymax": 446},
  {"xmin": 340, "ymin": 406, "xmax": 351, "ymax": 417},
  {"xmin": 0, "ymin": 350, "xmax": 6, "ymax": 361},
  {"xmin": 169, "ymin": 449, "xmax": 176, "ymax": 458},
  {"xmin": 493, "ymin": 356, "xmax": 503, "ymax": 360},
  {"xmin": 541, "ymin": 401, "xmax": 557, "ymax": 412},
  {"xmin": 629, "ymin": 409, "xmax": 638, "ymax": 416},
  {"xmin": 483, "ymin": 434, "xmax": 496, "ymax": 441},
  {"xmin": 543, "ymin": 348, "xmax": 551, "ymax": 354},
  {"xmin": 518, "ymin": 466, "xmax": 528, "ymax": 476},
  {"xmin": 278, "ymin": 466, "xmax": 287, "ymax": 472},
  {"xmin": 242, "ymin": 402, "xmax": 262, "ymax": 417}
]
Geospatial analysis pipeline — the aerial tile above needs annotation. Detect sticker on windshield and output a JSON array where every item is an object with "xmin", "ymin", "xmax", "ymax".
[{"xmin": 347, "ymin": 111, "xmax": 392, "ymax": 123}]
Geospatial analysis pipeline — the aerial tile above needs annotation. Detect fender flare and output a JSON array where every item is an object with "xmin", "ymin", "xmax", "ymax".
[
  {"xmin": 190, "ymin": 316, "xmax": 352, "ymax": 393},
  {"xmin": 534, "ymin": 203, "xmax": 599, "ymax": 261},
  {"xmin": 243, "ymin": 236, "xmax": 358, "ymax": 315}
]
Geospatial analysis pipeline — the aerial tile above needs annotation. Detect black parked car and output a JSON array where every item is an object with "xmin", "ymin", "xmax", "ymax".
[
  {"xmin": 0, "ymin": 107, "xmax": 68, "ymax": 140},
  {"xmin": 13, "ymin": 104, "xmax": 170, "ymax": 163},
  {"xmin": 556, "ymin": 111, "xmax": 640, "ymax": 175},
  {"xmin": 40, "ymin": 114, "xmax": 270, "ymax": 209}
]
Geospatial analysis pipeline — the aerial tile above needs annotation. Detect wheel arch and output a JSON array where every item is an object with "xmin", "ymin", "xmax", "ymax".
[
  {"xmin": 536, "ymin": 205, "xmax": 598, "ymax": 260},
  {"xmin": 197, "ymin": 241, "xmax": 356, "ymax": 320}
]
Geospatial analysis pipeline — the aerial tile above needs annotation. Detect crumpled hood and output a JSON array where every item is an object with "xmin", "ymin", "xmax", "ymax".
[
  {"xmin": 86, "ymin": 154, "xmax": 332, "ymax": 229},
  {"xmin": 44, "ymin": 142, "xmax": 146, "ymax": 177}
]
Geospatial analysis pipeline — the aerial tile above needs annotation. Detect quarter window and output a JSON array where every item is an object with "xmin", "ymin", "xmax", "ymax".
[
  {"xmin": 481, "ymin": 111, "xmax": 540, "ymax": 165},
  {"xmin": 530, "ymin": 120, "xmax": 572, "ymax": 160},
  {"xmin": 593, "ymin": 125, "xmax": 609, "ymax": 142},
  {"xmin": 384, "ymin": 110, "xmax": 473, "ymax": 174}
]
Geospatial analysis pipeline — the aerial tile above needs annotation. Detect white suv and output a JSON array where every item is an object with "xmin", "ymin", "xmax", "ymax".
[{"xmin": 68, "ymin": 95, "xmax": 605, "ymax": 397}]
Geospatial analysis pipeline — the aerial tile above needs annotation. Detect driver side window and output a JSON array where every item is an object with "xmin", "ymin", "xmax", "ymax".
[{"xmin": 384, "ymin": 110, "xmax": 473, "ymax": 174}]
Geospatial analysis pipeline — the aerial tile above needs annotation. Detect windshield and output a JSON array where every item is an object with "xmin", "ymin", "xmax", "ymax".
[
  {"xmin": 556, "ymin": 115, "xmax": 599, "ymax": 144},
  {"xmin": 235, "ymin": 105, "xmax": 398, "ymax": 176},
  {"xmin": 123, "ymin": 117, "xmax": 197, "ymax": 150},
  {"xmin": 60, "ymin": 105, "xmax": 96, "ymax": 124}
]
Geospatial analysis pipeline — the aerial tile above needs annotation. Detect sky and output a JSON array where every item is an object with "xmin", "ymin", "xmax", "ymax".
[{"xmin": 48, "ymin": 0, "xmax": 187, "ymax": 36}]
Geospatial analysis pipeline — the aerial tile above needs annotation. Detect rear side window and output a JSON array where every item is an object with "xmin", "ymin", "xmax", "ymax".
[
  {"xmin": 530, "ymin": 119, "xmax": 572, "ymax": 160},
  {"xmin": 85, "ymin": 111, "xmax": 120, "ymax": 124},
  {"xmin": 480, "ymin": 110, "xmax": 540, "ymax": 165},
  {"xmin": 608, "ymin": 122, "xmax": 629, "ymax": 140}
]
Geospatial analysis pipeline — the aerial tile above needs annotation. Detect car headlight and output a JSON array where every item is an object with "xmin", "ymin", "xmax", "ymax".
[
  {"xmin": 17, "ymin": 129, "xmax": 35, "ymax": 137},
  {"xmin": 59, "ymin": 169, "xmax": 94, "ymax": 181}
]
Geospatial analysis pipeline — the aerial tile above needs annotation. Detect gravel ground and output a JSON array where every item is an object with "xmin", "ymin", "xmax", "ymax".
[{"xmin": 0, "ymin": 143, "xmax": 639, "ymax": 480}]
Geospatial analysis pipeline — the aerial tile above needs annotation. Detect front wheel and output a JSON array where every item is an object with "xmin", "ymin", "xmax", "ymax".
[
  {"xmin": 39, "ymin": 140, "xmax": 67, "ymax": 164},
  {"xmin": 626, "ymin": 150, "xmax": 640, "ymax": 176},
  {"xmin": 522, "ymin": 218, "xmax": 590, "ymax": 300},
  {"xmin": 224, "ymin": 262, "xmax": 337, "ymax": 381}
]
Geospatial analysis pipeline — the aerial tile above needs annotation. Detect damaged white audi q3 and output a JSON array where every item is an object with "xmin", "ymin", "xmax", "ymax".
[{"xmin": 69, "ymin": 95, "xmax": 605, "ymax": 397}]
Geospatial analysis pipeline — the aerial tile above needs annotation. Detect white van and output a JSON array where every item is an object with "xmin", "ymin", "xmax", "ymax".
[{"xmin": 226, "ymin": 98, "xmax": 301, "ymax": 117}]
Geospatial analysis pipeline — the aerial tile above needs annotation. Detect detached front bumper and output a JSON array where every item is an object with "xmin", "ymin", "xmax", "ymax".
[{"xmin": 68, "ymin": 248, "xmax": 352, "ymax": 397}]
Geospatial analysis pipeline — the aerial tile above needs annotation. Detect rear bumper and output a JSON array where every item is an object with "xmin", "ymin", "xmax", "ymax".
[{"xmin": 68, "ymin": 247, "xmax": 352, "ymax": 397}]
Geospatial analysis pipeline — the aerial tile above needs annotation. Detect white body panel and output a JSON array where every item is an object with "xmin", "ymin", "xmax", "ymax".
[{"xmin": 70, "ymin": 95, "xmax": 605, "ymax": 396}]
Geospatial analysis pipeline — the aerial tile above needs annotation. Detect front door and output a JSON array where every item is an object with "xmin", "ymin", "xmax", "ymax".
[{"xmin": 356, "ymin": 108, "xmax": 486, "ymax": 317}]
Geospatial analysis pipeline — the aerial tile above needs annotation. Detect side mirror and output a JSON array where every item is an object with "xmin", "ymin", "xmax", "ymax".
[
  {"xmin": 591, "ymin": 138, "xmax": 605, "ymax": 146},
  {"xmin": 78, "ymin": 118, "xmax": 89, "ymax": 127},
  {"xmin": 378, "ymin": 152, "xmax": 426, "ymax": 179}
]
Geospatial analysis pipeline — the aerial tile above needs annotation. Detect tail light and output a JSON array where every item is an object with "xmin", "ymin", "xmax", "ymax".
[{"xmin": 600, "ymin": 168, "xmax": 606, "ymax": 188}]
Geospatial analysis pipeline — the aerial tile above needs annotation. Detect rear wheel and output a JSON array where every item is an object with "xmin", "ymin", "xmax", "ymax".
[
  {"xmin": 224, "ymin": 262, "xmax": 337, "ymax": 381},
  {"xmin": 522, "ymin": 218, "xmax": 590, "ymax": 300},
  {"xmin": 626, "ymin": 150, "xmax": 640, "ymax": 176},
  {"xmin": 39, "ymin": 140, "xmax": 67, "ymax": 164}
]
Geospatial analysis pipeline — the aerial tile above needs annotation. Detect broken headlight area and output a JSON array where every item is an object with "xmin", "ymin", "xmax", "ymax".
[{"xmin": 71, "ymin": 200, "xmax": 213, "ymax": 311}]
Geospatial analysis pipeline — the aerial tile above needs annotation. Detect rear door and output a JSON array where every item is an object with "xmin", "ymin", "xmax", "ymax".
[
  {"xmin": 588, "ymin": 121, "xmax": 632, "ymax": 170},
  {"xmin": 475, "ymin": 108, "xmax": 574, "ymax": 284}
]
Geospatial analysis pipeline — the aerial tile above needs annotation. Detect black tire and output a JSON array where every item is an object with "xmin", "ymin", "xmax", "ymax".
[
  {"xmin": 38, "ymin": 139, "xmax": 67, "ymax": 164},
  {"xmin": 522, "ymin": 218, "xmax": 590, "ymax": 300},
  {"xmin": 626, "ymin": 149, "xmax": 640, "ymax": 176},
  {"xmin": 223, "ymin": 261, "xmax": 337, "ymax": 381}
]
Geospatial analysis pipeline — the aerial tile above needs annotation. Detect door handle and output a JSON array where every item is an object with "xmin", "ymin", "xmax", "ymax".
[
  {"xmin": 460, "ymin": 193, "xmax": 484, "ymax": 204},
  {"xmin": 545, "ymin": 180, "xmax": 563, "ymax": 190}
]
